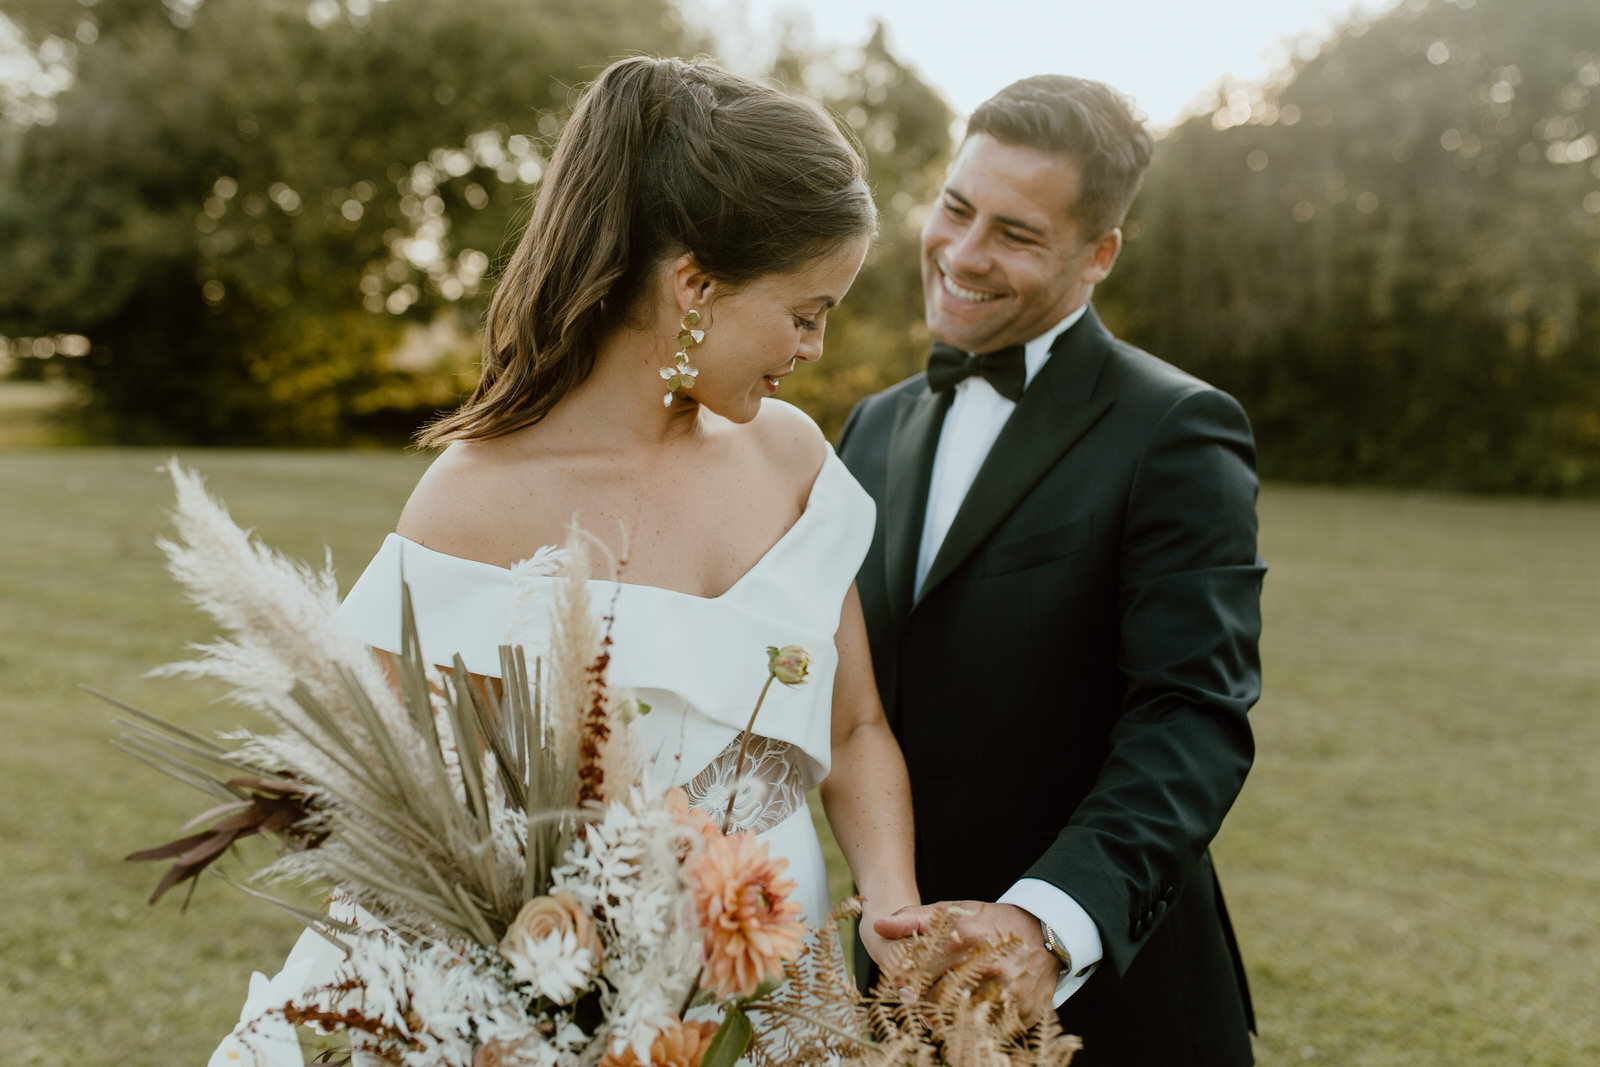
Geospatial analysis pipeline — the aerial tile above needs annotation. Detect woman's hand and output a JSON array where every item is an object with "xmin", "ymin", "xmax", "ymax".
[{"xmin": 857, "ymin": 894, "xmax": 919, "ymax": 969}]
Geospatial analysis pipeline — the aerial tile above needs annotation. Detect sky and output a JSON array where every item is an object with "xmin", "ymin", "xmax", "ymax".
[
  {"xmin": 692, "ymin": 0, "xmax": 1391, "ymax": 129},
  {"xmin": 1, "ymin": 1, "xmax": 1396, "ymax": 131}
]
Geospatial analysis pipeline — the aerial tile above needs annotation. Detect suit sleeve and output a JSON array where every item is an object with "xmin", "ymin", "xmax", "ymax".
[
  {"xmin": 836, "ymin": 395, "xmax": 867, "ymax": 452},
  {"xmin": 1022, "ymin": 386, "xmax": 1265, "ymax": 977}
]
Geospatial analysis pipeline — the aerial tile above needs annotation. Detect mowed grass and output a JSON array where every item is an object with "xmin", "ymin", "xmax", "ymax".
[
  {"xmin": 1225, "ymin": 485, "xmax": 1600, "ymax": 1066},
  {"xmin": 0, "ymin": 381, "xmax": 84, "ymax": 448},
  {"xmin": 1, "ymin": 449, "xmax": 1596, "ymax": 1065}
]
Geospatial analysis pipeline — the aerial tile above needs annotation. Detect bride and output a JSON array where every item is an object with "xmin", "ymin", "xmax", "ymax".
[{"xmin": 213, "ymin": 55, "xmax": 917, "ymax": 1064}]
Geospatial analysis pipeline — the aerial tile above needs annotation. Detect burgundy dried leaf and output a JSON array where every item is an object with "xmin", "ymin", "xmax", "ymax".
[{"xmin": 129, "ymin": 776, "xmax": 326, "ymax": 907}]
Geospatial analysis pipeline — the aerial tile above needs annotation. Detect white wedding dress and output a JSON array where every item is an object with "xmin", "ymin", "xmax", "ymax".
[{"xmin": 210, "ymin": 449, "xmax": 874, "ymax": 1066}]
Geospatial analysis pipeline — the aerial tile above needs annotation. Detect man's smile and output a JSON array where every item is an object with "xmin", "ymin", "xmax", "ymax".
[{"xmin": 939, "ymin": 269, "xmax": 1002, "ymax": 304}]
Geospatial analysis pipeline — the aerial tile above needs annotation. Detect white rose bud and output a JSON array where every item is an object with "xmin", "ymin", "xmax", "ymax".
[{"xmin": 766, "ymin": 644, "xmax": 812, "ymax": 687}]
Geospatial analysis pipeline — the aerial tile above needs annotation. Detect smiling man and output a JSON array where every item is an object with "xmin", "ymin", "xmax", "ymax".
[{"xmin": 837, "ymin": 76, "xmax": 1265, "ymax": 1066}]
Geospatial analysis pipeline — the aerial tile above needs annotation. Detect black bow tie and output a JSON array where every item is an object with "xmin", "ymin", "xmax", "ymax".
[{"xmin": 926, "ymin": 342, "xmax": 1027, "ymax": 402}]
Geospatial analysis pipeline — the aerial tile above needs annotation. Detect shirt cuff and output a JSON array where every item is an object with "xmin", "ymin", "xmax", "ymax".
[{"xmin": 997, "ymin": 878, "xmax": 1104, "ymax": 1008}]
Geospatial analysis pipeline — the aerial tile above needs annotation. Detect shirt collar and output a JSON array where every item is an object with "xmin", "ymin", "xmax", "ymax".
[{"xmin": 1022, "ymin": 304, "xmax": 1089, "ymax": 391}]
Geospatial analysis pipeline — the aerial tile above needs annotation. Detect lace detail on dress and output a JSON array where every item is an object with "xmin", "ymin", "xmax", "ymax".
[{"xmin": 681, "ymin": 733, "xmax": 808, "ymax": 834}]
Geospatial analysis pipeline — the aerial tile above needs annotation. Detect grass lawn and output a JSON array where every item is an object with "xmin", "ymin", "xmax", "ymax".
[
  {"xmin": 0, "ymin": 381, "xmax": 85, "ymax": 448},
  {"xmin": 1, "ymin": 448, "xmax": 1596, "ymax": 1064}
]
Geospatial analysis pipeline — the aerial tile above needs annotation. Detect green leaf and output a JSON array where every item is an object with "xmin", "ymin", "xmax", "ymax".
[
  {"xmin": 740, "ymin": 973, "xmax": 784, "ymax": 1004},
  {"xmin": 700, "ymin": 1007, "xmax": 753, "ymax": 1067}
]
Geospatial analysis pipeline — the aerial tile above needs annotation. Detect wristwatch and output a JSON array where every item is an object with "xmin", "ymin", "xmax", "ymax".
[{"xmin": 1039, "ymin": 920, "xmax": 1073, "ymax": 973}]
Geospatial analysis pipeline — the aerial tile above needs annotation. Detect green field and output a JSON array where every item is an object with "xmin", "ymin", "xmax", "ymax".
[{"xmin": 2, "ymin": 449, "xmax": 1596, "ymax": 1065}]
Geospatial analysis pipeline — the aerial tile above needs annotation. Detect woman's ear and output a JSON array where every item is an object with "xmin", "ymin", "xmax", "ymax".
[{"xmin": 667, "ymin": 252, "xmax": 718, "ymax": 313}]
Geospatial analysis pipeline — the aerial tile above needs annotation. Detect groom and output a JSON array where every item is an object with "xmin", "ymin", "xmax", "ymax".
[{"xmin": 837, "ymin": 75, "xmax": 1264, "ymax": 1066}]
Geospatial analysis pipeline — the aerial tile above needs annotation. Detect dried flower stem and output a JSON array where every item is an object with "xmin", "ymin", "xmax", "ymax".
[
  {"xmin": 676, "ymin": 977, "xmax": 702, "ymax": 1020},
  {"xmin": 575, "ymin": 575, "xmax": 624, "ymax": 809},
  {"xmin": 721, "ymin": 674, "xmax": 776, "ymax": 833},
  {"xmin": 752, "ymin": 1001, "xmax": 877, "ymax": 1049}
]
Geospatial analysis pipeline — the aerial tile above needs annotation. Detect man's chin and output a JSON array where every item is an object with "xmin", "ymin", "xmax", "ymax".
[
  {"xmin": 925, "ymin": 305, "xmax": 1008, "ymax": 354},
  {"xmin": 926, "ymin": 323, "xmax": 997, "ymax": 354}
]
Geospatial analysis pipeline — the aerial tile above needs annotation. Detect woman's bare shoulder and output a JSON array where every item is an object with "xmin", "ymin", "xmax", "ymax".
[
  {"xmin": 749, "ymin": 399, "xmax": 829, "ymax": 483},
  {"xmin": 396, "ymin": 439, "xmax": 549, "ymax": 565}
]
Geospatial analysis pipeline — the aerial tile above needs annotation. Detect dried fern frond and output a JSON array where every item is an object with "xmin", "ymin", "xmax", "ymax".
[
  {"xmin": 742, "ymin": 896, "xmax": 874, "ymax": 1066},
  {"xmin": 849, "ymin": 907, "xmax": 1082, "ymax": 1067}
]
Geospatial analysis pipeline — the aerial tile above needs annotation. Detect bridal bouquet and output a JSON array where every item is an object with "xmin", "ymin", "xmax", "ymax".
[{"xmin": 109, "ymin": 465, "xmax": 1081, "ymax": 1067}]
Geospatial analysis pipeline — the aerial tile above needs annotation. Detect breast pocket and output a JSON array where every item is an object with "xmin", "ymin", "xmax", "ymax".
[{"xmin": 983, "ymin": 516, "xmax": 1093, "ymax": 576}]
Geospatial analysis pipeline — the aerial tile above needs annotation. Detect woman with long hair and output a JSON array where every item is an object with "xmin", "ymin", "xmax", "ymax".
[
  {"xmin": 214, "ymin": 56, "xmax": 919, "ymax": 1065},
  {"xmin": 378, "ymin": 52, "xmax": 917, "ymax": 952}
]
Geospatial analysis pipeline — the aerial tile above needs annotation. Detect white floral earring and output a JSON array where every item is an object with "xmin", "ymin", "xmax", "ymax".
[{"xmin": 661, "ymin": 308, "xmax": 704, "ymax": 406}]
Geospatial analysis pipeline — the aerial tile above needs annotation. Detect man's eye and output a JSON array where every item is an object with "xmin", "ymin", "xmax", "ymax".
[{"xmin": 794, "ymin": 316, "xmax": 819, "ymax": 332}]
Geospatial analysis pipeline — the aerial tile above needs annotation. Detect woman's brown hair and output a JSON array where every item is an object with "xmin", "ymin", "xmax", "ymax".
[{"xmin": 419, "ymin": 56, "xmax": 876, "ymax": 446}]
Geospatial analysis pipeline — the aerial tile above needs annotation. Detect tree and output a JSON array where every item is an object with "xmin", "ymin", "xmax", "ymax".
[
  {"xmin": 0, "ymin": 0, "xmax": 699, "ymax": 442},
  {"xmin": 773, "ymin": 21, "xmax": 954, "ymax": 438},
  {"xmin": 1099, "ymin": 0, "xmax": 1600, "ymax": 492},
  {"xmin": 1, "ymin": 2, "xmax": 952, "ymax": 445}
]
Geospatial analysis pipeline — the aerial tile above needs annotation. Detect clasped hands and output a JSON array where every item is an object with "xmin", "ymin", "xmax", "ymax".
[{"xmin": 867, "ymin": 900, "xmax": 1061, "ymax": 1025}]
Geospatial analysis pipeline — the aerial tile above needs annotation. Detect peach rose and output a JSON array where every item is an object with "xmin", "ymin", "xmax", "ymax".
[{"xmin": 499, "ymin": 890, "xmax": 602, "ymax": 968}]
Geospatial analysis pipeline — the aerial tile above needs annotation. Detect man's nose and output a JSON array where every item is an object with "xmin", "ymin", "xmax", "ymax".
[{"xmin": 943, "ymin": 224, "xmax": 991, "ymax": 276}]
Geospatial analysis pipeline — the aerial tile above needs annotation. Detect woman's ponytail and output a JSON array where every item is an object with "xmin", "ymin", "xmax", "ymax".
[{"xmin": 419, "ymin": 57, "xmax": 873, "ymax": 446}]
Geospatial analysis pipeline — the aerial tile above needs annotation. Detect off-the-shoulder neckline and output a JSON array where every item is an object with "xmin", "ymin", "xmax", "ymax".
[{"xmin": 386, "ymin": 449, "xmax": 845, "ymax": 603}]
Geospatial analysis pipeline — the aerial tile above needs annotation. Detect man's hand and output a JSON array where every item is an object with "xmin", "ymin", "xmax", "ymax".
[{"xmin": 873, "ymin": 901, "xmax": 1062, "ymax": 1024}]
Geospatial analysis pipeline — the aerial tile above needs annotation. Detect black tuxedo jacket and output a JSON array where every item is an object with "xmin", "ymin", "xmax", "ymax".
[{"xmin": 837, "ymin": 307, "xmax": 1264, "ymax": 1067}]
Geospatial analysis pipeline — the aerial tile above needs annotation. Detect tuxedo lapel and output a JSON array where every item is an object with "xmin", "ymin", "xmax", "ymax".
[
  {"xmin": 914, "ymin": 308, "xmax": 1117, "ymax": 609},
  {"xmin": 885, "ymin": 387, "xmax": 951, "ymax": 620}
]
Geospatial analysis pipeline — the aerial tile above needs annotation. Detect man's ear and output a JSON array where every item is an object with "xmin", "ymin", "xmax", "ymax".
[{"xmin": 1083, "ymin": 228, "xmax": 1123, "ymax": 285}]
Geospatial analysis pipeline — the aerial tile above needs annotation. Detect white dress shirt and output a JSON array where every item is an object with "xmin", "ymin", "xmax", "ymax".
[{"xmin": 915, "ymin": 303, "xmax": 1103, "ymax": 1006}]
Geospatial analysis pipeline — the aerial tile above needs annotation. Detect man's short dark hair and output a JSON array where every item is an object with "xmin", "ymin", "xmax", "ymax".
[{"xmin": 967, "ymin": 75, "xmax": 1153, "ymax": 239}]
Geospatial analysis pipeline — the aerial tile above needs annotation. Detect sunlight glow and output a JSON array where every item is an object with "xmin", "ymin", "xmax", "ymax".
[{"xmin": 691, "ymin": 0, "xmax": 1388, "ymax": 128}]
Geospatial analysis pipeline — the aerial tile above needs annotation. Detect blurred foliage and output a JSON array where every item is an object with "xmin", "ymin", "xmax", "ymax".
[
  {"xmin": 17, "ymin": 0, "xmax": 1597, "ymax": 493},
  {"xmin": 0, "ymin": 1, "xmax": 949, "ymax": 445},
  {"xmin": 0, "ymin": 0, "xmax": 700, "ymax": 443},
  {"xmin": 771, "ymin": 22, "xmax": 954, "ymax": 438},
  {"xmin": 1100, "ymin": 0, "xmax": 1600, "ymax": 494}
]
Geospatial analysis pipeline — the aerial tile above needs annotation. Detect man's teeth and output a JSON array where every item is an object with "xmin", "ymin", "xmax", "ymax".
[{"xmin": 942, "ymin": 273, "xmax": 998, "ymax": 302}]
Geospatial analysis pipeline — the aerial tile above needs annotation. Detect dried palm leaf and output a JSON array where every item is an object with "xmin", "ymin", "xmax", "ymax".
[{"xmin": 110, "ymin": 463, "xmax": 617, "ymax": 948}]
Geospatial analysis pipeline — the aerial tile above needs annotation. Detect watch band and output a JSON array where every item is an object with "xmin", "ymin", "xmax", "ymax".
[{"xmin": 1039, "ymin": 919, "xmax": 1073, "ymax": 972}]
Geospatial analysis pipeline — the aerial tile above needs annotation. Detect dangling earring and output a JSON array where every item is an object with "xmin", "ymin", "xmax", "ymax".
[{"xmin": 660, "ymin": 308, "xmax": 704, "ymax": 406}]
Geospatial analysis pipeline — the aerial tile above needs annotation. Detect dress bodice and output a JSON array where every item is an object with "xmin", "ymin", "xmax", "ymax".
[{"xmin": 338, "ymin": 450, "xmax": 875, "ymax": 803}]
